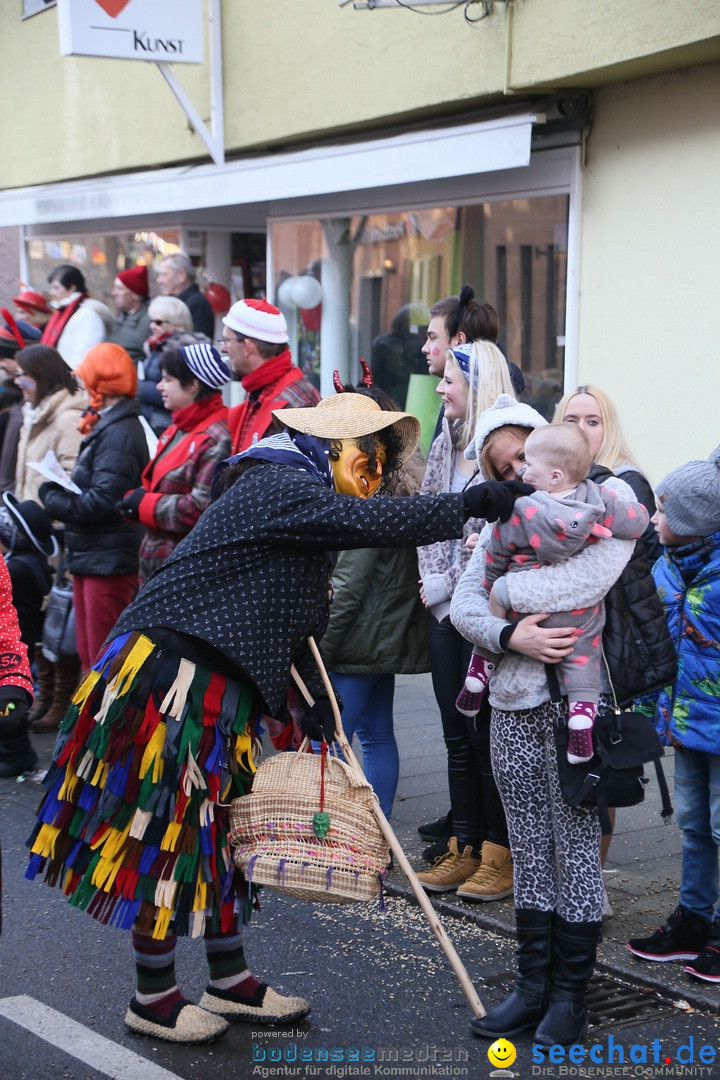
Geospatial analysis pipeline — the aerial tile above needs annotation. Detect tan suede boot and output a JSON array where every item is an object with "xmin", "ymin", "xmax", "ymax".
[
  {"xmin": 457, "ymin": 840, "xmax": 514, "ymax": 902},
  {"xmin": 416, "ymin": 837, "xmax": 481, "ymax": 894},
  {"xmin": 31, "ymin": 654, "xmax": 81, "ymax": 733}
]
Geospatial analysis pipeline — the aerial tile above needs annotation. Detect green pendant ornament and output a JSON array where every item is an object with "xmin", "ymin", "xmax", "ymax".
[{"xmin": 313, "ymin": 810, "xmax": 331, "ymax": 838}]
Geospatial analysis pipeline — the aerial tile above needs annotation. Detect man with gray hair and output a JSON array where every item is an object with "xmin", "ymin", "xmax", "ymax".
[{"xmin": 156, "ymin": 252, "xmax": 215, "ymax": 338}]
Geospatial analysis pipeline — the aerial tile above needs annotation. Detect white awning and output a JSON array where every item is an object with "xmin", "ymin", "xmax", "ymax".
[{"xmin": 0, "ymin": 113, "xmax": 538, "ymax": 229}]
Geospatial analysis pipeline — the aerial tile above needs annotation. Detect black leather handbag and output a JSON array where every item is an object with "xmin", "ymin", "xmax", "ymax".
[{"xmin": 546, "ymin": 663, "xmax": 673, "ymax": 835}]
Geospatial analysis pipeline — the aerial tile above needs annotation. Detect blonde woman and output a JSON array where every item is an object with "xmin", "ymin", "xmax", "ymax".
[
  {"xmin": 137, "ymin": 296, "xmax": 194, "ymax": 434},
  {"xmin": 416, "ymin": 339, "xmax": 517, "ymax": 899},
  {"xmin": 553, "ymin": 385, "xmax": 661, "ymax": 564},
  {"xmin": 552, "ymin": 384, "xmax": 676, "ymax": 878}
]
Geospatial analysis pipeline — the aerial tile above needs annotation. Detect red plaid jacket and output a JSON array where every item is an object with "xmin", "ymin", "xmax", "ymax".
[{"xmin": 137, "ymin": 397, "xmax": 231, "ymax": 583}]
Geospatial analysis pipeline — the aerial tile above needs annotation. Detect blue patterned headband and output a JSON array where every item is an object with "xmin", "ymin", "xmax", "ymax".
[{"xmin": 451, "ymin": 342, "xmax": 475, "ymax": 386}]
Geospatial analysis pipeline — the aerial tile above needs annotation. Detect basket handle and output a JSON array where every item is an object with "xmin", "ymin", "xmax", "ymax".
[
  {"xmin": 290, "ymin": 662, "xmax": 366, "ymax": 786},
  {"xmin": 292, "ymin": 638, "xmax": 486, "ymax": 1021}
]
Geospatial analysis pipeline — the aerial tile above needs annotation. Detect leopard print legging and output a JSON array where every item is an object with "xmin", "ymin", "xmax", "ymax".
[{"xmin": 491, "ymin": 699, "xmax": 604, "ymax": 922}]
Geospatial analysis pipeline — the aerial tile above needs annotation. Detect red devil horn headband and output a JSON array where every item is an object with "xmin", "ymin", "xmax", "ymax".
[{"xmin": 0, "ymin": 308, "xmax": 26, "ymax": 349}]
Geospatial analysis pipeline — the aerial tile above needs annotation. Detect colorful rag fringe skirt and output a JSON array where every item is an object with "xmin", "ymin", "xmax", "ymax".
[{"xmin": 26, "ymin": 631, "xmax": 259, "ymax": 939}]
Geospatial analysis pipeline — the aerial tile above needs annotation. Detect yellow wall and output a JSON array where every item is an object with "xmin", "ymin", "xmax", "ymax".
[
  {"xmin": 510, "ymin": 0, "xmax": 720, "ymax": 89},
  {"xmin": 577, "ymin": 62, "xmax": 720, "ymax": 485},
  {"xmin": 1, "ymin": 0, "xmax": 718, "ymax": 190}
]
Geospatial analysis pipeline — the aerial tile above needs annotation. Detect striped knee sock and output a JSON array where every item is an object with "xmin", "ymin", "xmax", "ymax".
[
  {"xmin": 204, "ymin": 925, "xmax": 261, "ymax": 1000},
  {"xmin": 131, "ymin": 930, "xmax": 185, "ymax": 1019}
]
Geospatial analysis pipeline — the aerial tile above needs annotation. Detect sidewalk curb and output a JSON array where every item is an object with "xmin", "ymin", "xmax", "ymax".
[{"xmin": 384, "ymin": 876, "xmax": 720, "ymax": 1017}]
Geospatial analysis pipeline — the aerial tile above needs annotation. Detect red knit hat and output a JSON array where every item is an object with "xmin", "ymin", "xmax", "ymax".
[
  {"xmin": 117, "ymin": 264, "xmax": 149, "ymax": 298},
  {"xmin": 12, "ymin": 288, "xmax": 51, "ymax": 315}
]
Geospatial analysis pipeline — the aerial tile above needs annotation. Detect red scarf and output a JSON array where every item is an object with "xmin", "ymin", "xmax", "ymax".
[
  {"xmin": 168, "ymin": 392, "xmax": 226, "ymax": 434},
  {"xmin": 41, "ymin": 294, "xmax": 87, "ymax": 350},
  {"xmin": 240, "ymin": 349, "xmax": 293, "ymax": 393},
  {"xmin": 230, "ymin": 349, "xmax": 304, "ymax": 453},
  {"xmin": 145, "ymin": 329, "xmax": 173, "ymax": 353}
]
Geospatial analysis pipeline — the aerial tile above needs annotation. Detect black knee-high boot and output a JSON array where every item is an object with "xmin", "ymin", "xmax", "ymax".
[
  {"xmin": 470, "ymin": 908, "xmax": 552, "ymax": 1038},
  {"xmin": 534, "ymin": 915, "xmax": 602, "ymax": 1048}
]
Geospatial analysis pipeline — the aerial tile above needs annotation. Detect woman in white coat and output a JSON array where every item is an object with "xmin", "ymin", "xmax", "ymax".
[{"xmin": 41, "ymin": 265, "xmax": 114, "ymax": 370}]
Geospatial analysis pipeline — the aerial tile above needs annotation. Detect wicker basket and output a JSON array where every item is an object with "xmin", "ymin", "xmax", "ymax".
[{"xmin": 228, "ymin": 746, "xmax": 389, "ymax": 903}]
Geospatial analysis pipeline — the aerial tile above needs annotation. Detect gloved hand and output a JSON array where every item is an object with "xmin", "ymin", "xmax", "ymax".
[
  {"xmin": 37, "ymin": 481, "xmax": 62, "ymax": 505},
  {"xmin": 116, "ymin": 488, "xmax": 144, "ymax": 521},
  {"xmin": 300, "ymin": 698, "xmax": 337, "ymax": 742},
  {"xmin": 463, "ymin": 480, "xmax": 535, "ymax": 523},
  {"xmin": 0, "ymin": 687, "xmax": 31, "ymax": 732}
]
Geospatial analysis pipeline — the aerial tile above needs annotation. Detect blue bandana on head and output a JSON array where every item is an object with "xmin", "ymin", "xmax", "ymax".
[
  {"xmin": 211, "ymin": 430, "xmax": 334, "ymax": 501},
  {"xmin": 452, "ymin": 342, "xmax": 475, "ymax": 386}
]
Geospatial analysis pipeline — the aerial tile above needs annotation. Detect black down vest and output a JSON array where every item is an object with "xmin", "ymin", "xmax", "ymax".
[{"xmin": 590, "ymin": 464, "xmax": 677, "ymax": 705}]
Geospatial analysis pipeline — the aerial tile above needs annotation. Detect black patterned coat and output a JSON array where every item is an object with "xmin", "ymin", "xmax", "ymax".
[{"xmin": 112, "ymin": 461, "xmax": 465, "ymax": 713}]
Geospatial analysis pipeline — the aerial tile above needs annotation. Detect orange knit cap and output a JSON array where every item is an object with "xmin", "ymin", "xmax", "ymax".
[{"xmin": 75, "ymin": 342, "xmax": 137, "ymax": 434}]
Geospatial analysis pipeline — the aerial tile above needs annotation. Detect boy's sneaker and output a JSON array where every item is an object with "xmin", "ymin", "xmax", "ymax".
[
  {"xmin": 684, "ymin": 923, "xmax": 720, "ymax": 983},
  {"xmin": 627, "ymin": 906, "xmax": 711, "ymax": 962}
]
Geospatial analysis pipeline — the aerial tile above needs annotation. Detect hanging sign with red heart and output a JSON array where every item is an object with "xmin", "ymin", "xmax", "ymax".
[
  {"xmin": 57, "ymin": 0, "xmax": 204, "ymax": 64},
  {"xmin": 93, "ymin": 0, "xmax": 131, "ymax": 17}
]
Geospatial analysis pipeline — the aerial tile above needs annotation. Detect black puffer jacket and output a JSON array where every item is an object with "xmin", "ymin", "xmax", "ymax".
[
  {"xmin": 590, "ymin": 464, "xmax": 677, "ymax": 704},
  {"xmin": 616, "ymin": 466, "xmax": 663, "ymax": 566},
  {"xmin": 41, "ymin": 399, "xmax": 149, "ymax": 576}
]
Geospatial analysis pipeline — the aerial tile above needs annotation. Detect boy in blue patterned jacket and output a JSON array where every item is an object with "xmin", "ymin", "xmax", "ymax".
[{"xmin": 627, "ymin": 442, "xmax": 720, "ymax": 982}]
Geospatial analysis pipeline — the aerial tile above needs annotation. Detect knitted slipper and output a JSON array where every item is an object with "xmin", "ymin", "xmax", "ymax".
[
  {"xmin": 125, "ymin": 998, "xmax": 229, "ymax": 1043},
  {"xmin": 199, "ymin": 983, "xmax": 310, "ymax": 1024}
]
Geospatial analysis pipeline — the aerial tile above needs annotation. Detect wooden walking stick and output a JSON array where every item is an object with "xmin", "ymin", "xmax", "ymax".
[{"xmin": 291, "ymin": 637, "xmax": 486, "ymax": 1020}]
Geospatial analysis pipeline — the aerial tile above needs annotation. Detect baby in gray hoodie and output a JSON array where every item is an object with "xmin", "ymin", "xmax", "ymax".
[{"xmin": 456, "ymin": 423, "xmax": 647, "ymax": 762}]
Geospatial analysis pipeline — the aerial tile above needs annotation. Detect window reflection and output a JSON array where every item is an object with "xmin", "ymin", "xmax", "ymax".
[{"xmin": 272, "ymin": 195, "xmax": 569, "ymax": 418}]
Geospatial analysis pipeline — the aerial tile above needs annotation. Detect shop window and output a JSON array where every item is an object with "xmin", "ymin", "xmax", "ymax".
[
  {"xmin": 24, "ymin": 230, "xmax": 183, "ymax": 308},
  {"xmin": 272, "ymin": 194, "xmax": 569, "ymax": 418}
]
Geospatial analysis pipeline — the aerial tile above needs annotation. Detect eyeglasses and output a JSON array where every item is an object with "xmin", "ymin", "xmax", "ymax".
[
  {"xmin": 218, "ymin": 334, "xmax": 245, "ymax": 346},
  {"xmin": 150, "ymin": 317, "xmax": 169, "ymax": 326}
]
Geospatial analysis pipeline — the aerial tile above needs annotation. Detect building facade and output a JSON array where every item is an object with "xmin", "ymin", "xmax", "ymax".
[{"xmin": 1, "ymin": 0, "xmax": 718, "ymax": 477}]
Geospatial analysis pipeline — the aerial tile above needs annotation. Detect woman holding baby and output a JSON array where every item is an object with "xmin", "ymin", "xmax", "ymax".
[{"xmin": 451, "ymin": 393, "xmax": 647, "ymax": 1048}]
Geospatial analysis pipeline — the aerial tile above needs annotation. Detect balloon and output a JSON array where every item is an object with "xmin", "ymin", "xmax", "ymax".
[
  {"xmin": 300, "ymin": 304, "xmax": 322, "ymax": 332},
  {"xmin": 204, "ymin": 282, "xmax": 231, "ymax": 315},
  {"xmin": 291, "ymin": 275, "xmax": 323, "ymax": 309},
  {"xmin": 276, "ymin": 275, "xmax": 323, "ymax": 310},
  {"xmin": 276, "ymin": 277, "xmax": 296, "ymax": 308}
]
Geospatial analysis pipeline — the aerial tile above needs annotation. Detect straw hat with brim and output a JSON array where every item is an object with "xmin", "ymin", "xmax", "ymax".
[
  {"xmin": 1, "ymin": 491, "xmax": 58, "ymax": 558},
  {"xmin": 274, "ymin": 395, "xmax": 420, "ymax": 465}
]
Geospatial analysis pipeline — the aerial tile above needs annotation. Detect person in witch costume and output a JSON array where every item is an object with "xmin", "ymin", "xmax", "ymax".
[{"xmin": 26, "ymin": 392, "xmax": 530, "ymax": 1045}]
